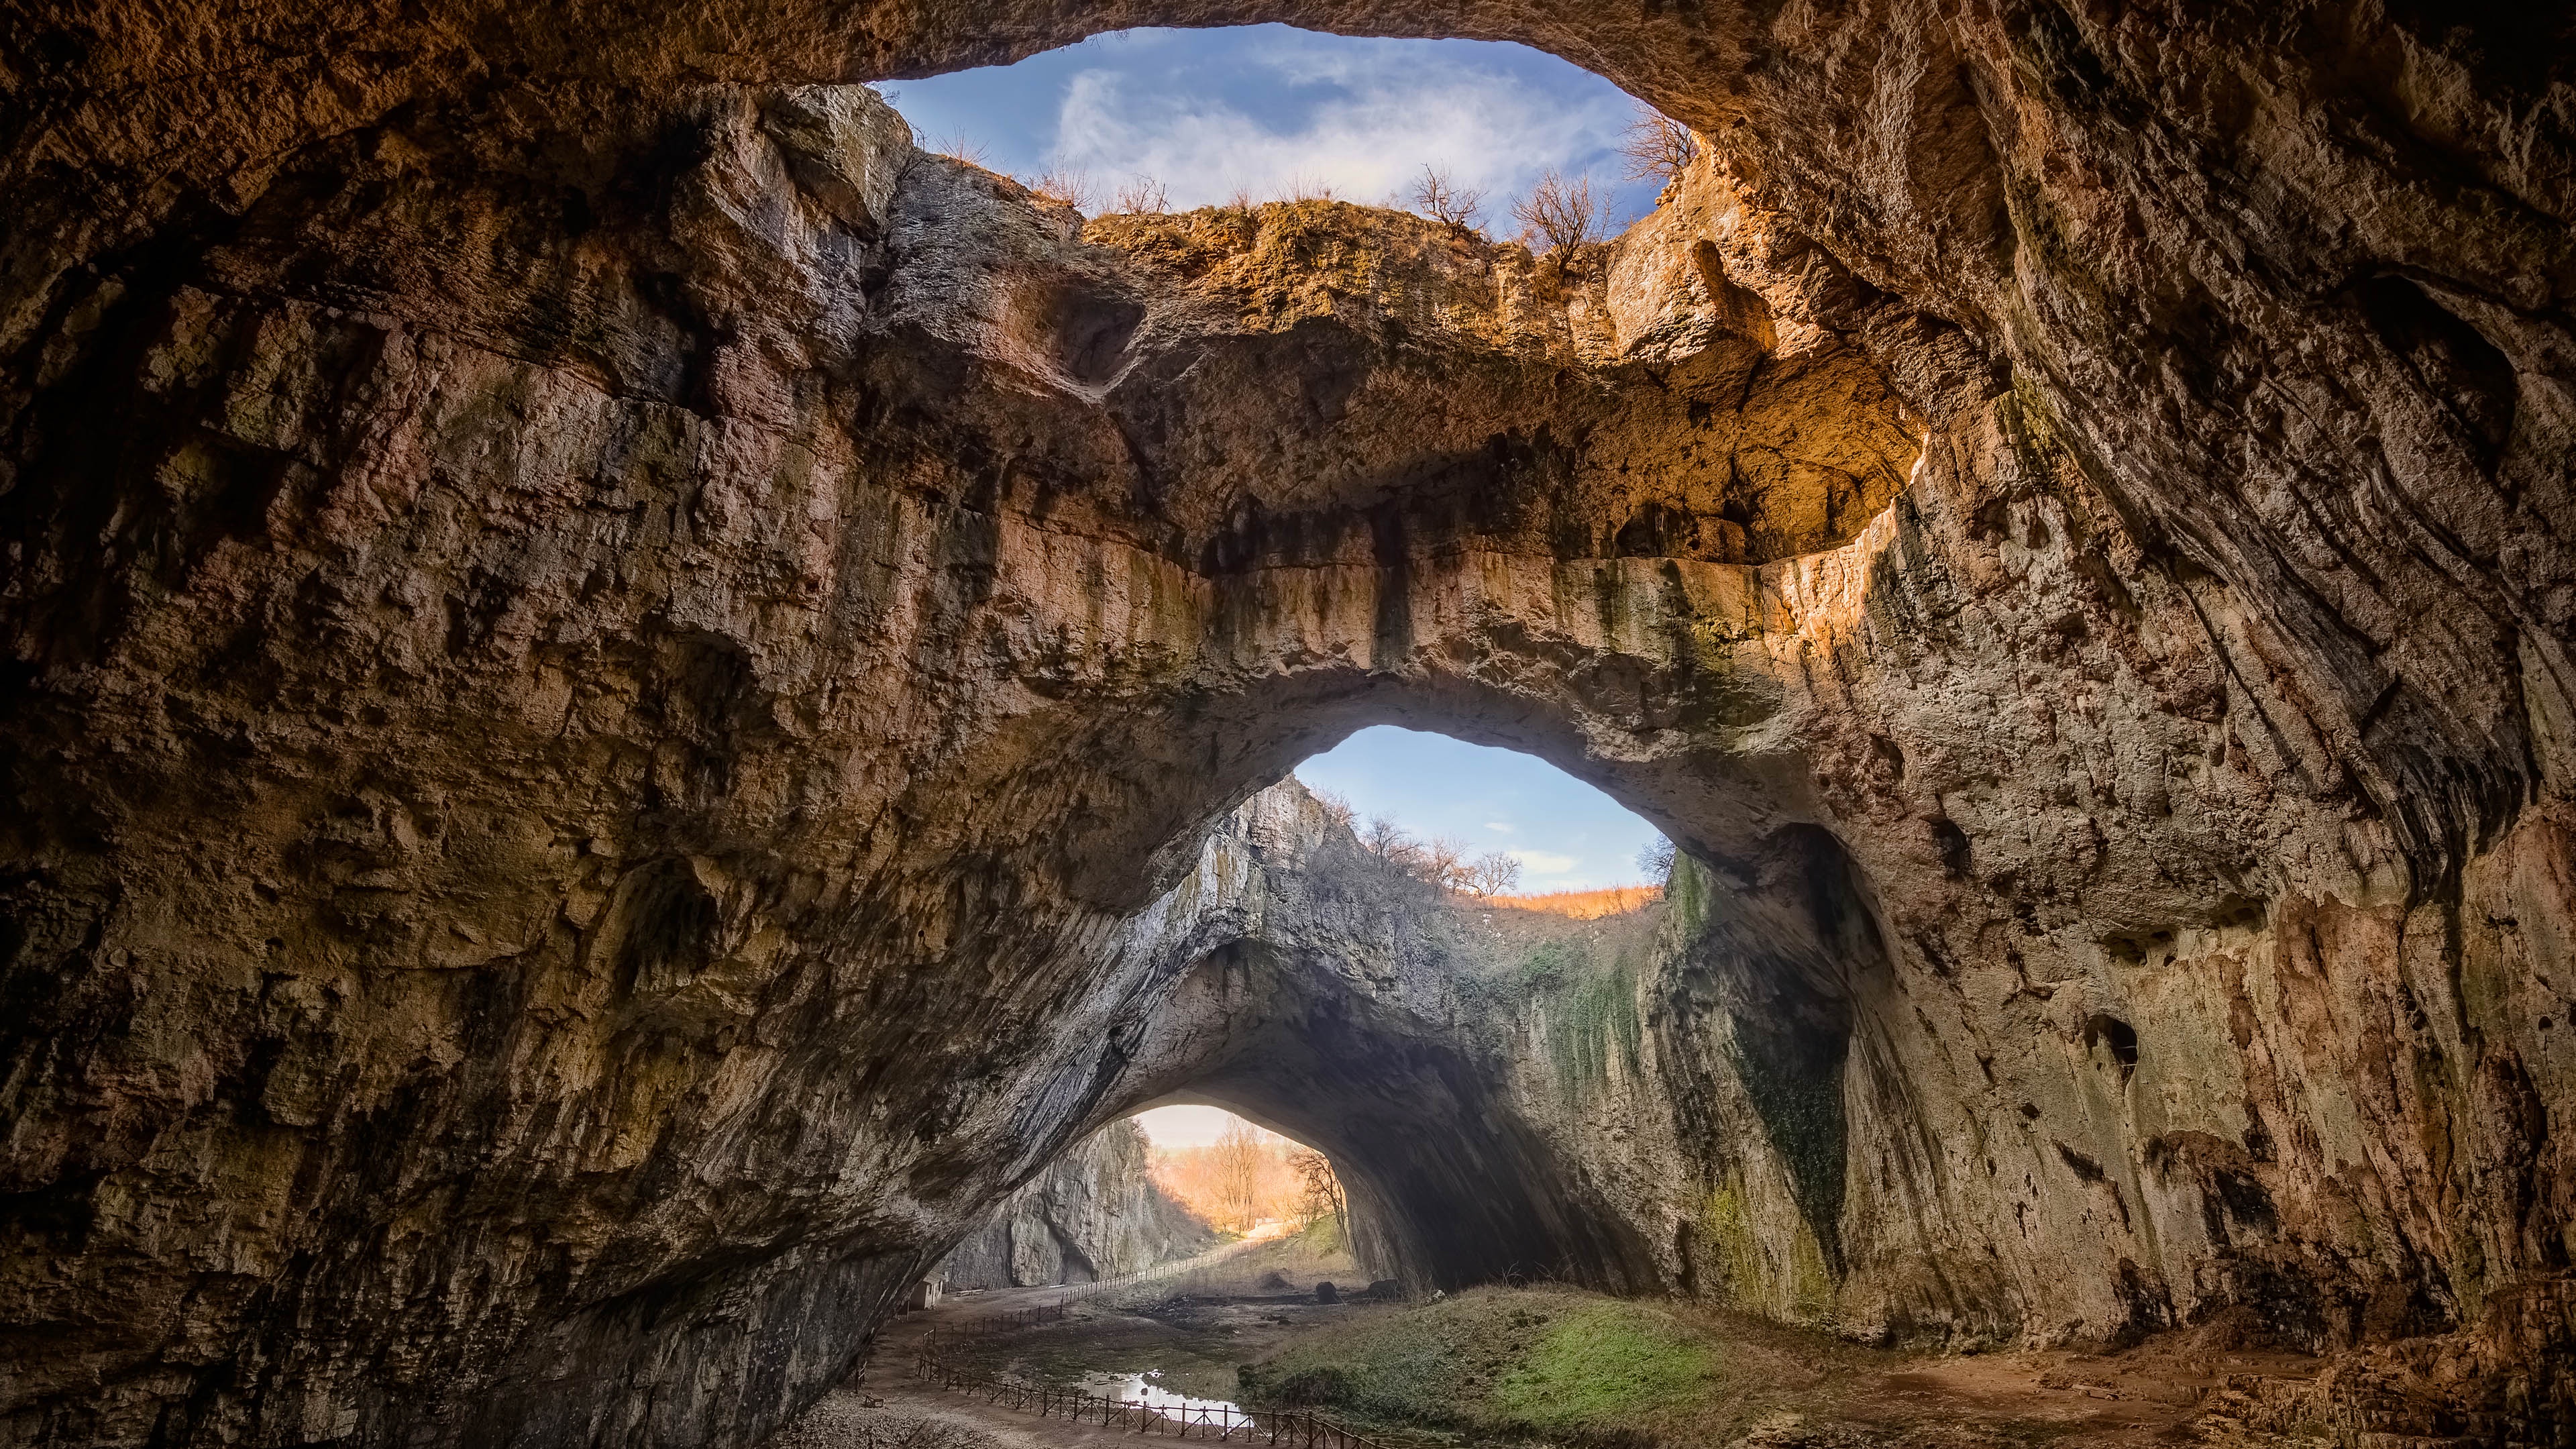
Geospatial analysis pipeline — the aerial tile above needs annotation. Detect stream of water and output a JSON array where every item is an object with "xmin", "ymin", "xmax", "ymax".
[{"xmin": 1077, "ymin": 1372, "xmax": 1244, "ymax": 1419}]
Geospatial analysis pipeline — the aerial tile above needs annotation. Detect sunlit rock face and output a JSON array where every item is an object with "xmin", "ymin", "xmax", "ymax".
[
  {"xmin": 1, "ymin": 3, "xmax": 2571, "ymax": 1448},
  {"xmin": 934, "ymin": 1118, "xmax": 1210, "ymax": 1289}
]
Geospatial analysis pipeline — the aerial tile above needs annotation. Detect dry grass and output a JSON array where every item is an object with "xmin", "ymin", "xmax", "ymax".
[
  {"xmin": 1027, "ymin": 167, "xmax": 1097, "ymax": 213},
  {"xmin": 1485, "ymin": 885, "xmax": 1662, "ymax": 919},
  {"xmin": 1089, "ymin": 1221, "xmax": 1360, "ymax": 1309}
]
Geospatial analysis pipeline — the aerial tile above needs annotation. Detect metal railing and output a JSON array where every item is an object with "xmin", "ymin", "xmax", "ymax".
[{"xmin": 912, "ymin": 1331, "xmax": 1393, "ymax": 1448}]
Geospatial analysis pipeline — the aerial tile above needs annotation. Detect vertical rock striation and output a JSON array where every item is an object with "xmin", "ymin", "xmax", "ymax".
[{"xmin": 936, "ymin": 1119, "xmax": 1211, "ymax": 1289}]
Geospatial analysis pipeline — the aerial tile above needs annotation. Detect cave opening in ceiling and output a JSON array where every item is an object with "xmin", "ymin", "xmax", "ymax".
[
  {"xmin": 15, "ymin": 4, "xmax": 2571, "ymax": 1445},
  {"xmin": 880, "ymin": 25, "xmax": 1675, "ymax": 233},
  {"xmin": 1291, "ymin": 724, "xmax": 1672, "ymax": 903}
]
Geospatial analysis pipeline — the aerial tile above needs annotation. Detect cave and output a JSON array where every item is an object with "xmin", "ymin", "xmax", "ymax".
[{"xmin": 3, "ymin": 3, "xmax": 2573, "ymax": 1448}]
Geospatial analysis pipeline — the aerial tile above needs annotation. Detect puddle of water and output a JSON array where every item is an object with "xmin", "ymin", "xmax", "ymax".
[{"xmin": 1079, "ymin": 1372, "xmax": 1243, "ymax": 1421}]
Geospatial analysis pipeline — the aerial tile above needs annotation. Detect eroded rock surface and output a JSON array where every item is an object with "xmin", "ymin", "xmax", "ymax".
[
  {"xmin": 935, "ymin": 1118, "xmax": 1210, "ymax": 1289},
  {"xmin": 1, "ymin": 4, "xmax": 2571, "ymax": 1448}
]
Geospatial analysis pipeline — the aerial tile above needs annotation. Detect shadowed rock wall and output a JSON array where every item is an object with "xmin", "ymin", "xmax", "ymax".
[{"xmin": 1, "ymin": 3, "xmax": 2571, "ymax": 1447}]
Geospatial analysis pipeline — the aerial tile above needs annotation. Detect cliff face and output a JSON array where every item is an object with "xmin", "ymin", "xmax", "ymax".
[
  {"xmin": 1098, "ymin": 787, "xmax": 2576, "ymax": 1440},
  {"xmin": 936, "ymin": 1119, "xmax": 1211, "ymax": 1289},
  {"xmin": 0, "ymin": 4, "xmax": 2571, "ymax": 1448}
]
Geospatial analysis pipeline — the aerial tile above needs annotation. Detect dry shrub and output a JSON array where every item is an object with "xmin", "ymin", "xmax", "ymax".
[
  {"xmin": 1409, "ymin": 164, "xmax": 1484, "ymax": 231},
  {"xmin": 1618, "ymin": 103, "xmax": 1699, "ymax": 184},
  {"xmin": 930, "ymin": 131, "xmax": 991, "ymax": 167},
  {"xmin": 1108, "ymin": 175, "xmax": 1169, "ymax": 213},
  {"xmin": 1512, "ymin": 168, "xmax": 1603, "ymax": 261},
  {"xmin": 1027, "ymin": 167, "xmax": 1096, "ymax": 213}
]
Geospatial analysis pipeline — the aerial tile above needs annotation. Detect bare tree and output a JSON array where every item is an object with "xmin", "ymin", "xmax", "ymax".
[
  {"xmin": 1513, "ymin": 168, "xmax": 1603, "ymax": 260},
  {"xmin": 1213, "ymin": 1120, "xmax": 1268, "ymax": 1232},
  {"xmin": 1287, "ymin": 1146, "xmax": 1346, "ymax": 1232},
  {"xmin": 1462, "ymin": 850, "xmax": 1523, "ymax": 896},
  {"xmin": 1420, "ymin": 836, "xmax": 1470, "ymax": 890},
  {"xmin": 1150, "ymin": 1122, "xmax": 1301, "ymax": 1230},
  {"xmin": 1108, "ymin": 174, "xmax": 1169, "ymax": 214},
  {"xmin": 1360, "ymin": 814, "xmax": 1424, "ymax": 872},
  {"xmin": 1310, "ymin": 788, "xmax": 1358, "ymax": 834},
  {"xmin": 1637, "ymin": 835, "xmax": 1677, "ymax": 879},
  {"xmin": 1028, "ymin": 166, "xmax": 1097, "ymax": 213},
  {"xmin": 1618, "ymin": 103, "xmax": 1699, "ymax": 185},
  {"xmin": 1409, "ymin": 164, "xmax": 1484, "ymax": 231},
  {"xmin": 1347, "ymin": 811, "xmax": 1532, "ymax": 894}
]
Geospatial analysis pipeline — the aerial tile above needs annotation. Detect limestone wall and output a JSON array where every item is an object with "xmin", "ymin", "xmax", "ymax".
[
  {"xmin": 0, "ymin": 5, "xmax": 2569, "ymax": 1446},
  {"xmin": 936, "ymin": 1120, "xmax": 1211, "ymax": 1289}
]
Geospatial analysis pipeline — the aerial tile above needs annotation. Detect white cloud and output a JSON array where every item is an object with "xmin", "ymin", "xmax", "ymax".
[
  {"xmin": 1043, "ymin": 45, "xmax": 1631, "ymax": 216},
  {"xmin": 1132, "ymin": 1104, "xmax": 1265, "ymax": 1147},
  {"xmin": 1507, "ymin": 849, "xmax": 1578, "ymax": 875},
  {"xmin": 1483, "ymin": 821, "xmax": 1515, "ymax": 834}
]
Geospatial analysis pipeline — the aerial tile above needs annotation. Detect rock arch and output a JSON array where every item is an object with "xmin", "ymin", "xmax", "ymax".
[{"xmin": 1, "ymin": 6, "xmax": 2571, "ymax": 1449}]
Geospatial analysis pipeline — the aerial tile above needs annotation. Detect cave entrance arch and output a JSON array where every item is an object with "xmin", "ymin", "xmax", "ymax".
[
  {"xmin": 963, "ymin": 714, "xmax": 1898, "ymax": 1303},
  {"xmin": 833, "ymin": 3, "xmax": 1931, "ymax": 1328},
  {"xmin": 11, "ymin": 2, "xmax": 2567, "ymax": 1447}
]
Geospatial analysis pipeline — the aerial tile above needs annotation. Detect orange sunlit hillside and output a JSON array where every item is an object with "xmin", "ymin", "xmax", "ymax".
[
  {"xmin": 1145, "ymin": 1118, "xmax": 1342, "ymax": 1233},
  {"xmin": 1483, "ymin": 885, "xmax": 1662, "ymax": 918}
]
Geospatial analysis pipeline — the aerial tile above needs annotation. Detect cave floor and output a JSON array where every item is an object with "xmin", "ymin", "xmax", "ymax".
[{"xmin": 771, "ymin": 1281, "xmax": 2332, "ymax": 1449}]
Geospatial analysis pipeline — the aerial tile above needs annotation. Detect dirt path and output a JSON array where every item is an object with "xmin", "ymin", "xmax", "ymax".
[
  {"xmin": 768, "ymin": 1287, "xmax": 1147, "ymax": 1449},
  {"xmin": 772, "ymin": 1249, "xmax": 1375, "ymax": 1449},
  {"xmin": 769, "ymin": 1255, "xmax": 2330, "ymax": 1449}
]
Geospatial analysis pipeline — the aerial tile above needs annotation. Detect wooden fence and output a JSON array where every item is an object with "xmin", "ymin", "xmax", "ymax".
[
  {"xmin": 953, "ymin": 1299, "xmax": 1073, "ymax": 1334},
  {"xmin": 913, "ymin": 1331, "xmax": 1393, "ymax": 1448}
]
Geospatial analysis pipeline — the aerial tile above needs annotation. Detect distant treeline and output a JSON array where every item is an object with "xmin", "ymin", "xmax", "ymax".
[
  {"xmin": 1148, "ymin": 1118, "xmax": 1344, "ymax": 1234},
  {"xmin": 1482, "ymin": 885, "xmax": 1663, "ymax": 919}
]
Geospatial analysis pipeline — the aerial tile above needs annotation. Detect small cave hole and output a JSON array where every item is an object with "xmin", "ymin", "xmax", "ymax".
[
  {"xmin": 2084, "ymin": 1013, "xmax": 2141, "ymax": 1086},
  {"xmin": 2355, "ymin": 274, "xmax": 2519, "ymax": 467},
  {"xmin": 2099, "ymin": 927, "xmax": 2175, "ymax": 967},
  {"xmin": 1050, "ymin": 286, "xmax": 1145, "ymax": 384},
  {"xmin": 607, "ymin": 859, "xmax": 722, "ymax": 996},
  {"xmin": 2212, "ymin": 894, "xmax": 2266, "ymax": 930}
]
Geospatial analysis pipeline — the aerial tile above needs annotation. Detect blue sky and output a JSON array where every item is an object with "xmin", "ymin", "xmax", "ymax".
[
  {"xmin": 1294, "ymin": 727, "xmax": 1665, "ymax": 894},
  {"xmin": 881, "ymin": 25, "xmax": 1664, "ymax": 232},
  {"xmin": 898, "ymin": 31, "xmax": 1674, "ymax": 1156}
]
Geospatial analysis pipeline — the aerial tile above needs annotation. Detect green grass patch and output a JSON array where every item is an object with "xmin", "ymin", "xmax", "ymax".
[
  {"xmin": 1492, "ymin": 1303, "xmax": 1712, "ymax": 1428},
  {"xmin": 1239, "ymin": 1287, "xmax": 1719, "ymax": 1440}
]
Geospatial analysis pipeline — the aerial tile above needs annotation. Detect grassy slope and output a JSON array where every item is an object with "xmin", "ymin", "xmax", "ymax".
[
  {"xmin": 1089, "ymin": 1218, "xmax": 1362, "ymax": 1310},
  {"xmin": 1240, "ymin": 1287, "xmax": 1767, "ymax": 1445}
]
